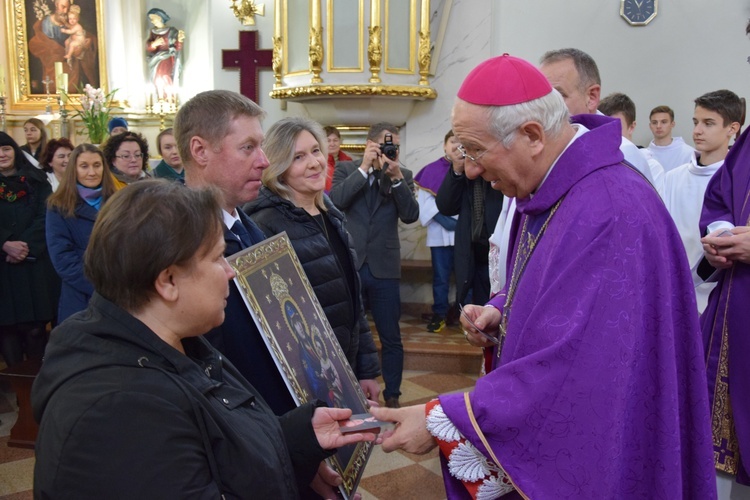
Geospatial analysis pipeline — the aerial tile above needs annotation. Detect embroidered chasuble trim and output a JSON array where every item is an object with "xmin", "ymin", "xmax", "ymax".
[
  {"xmin": 711, "ymin": 268, "xmax": 739, "ymax": 474},
  {"xmin": 708, "ymin": 187, "xmax": 750, "ymax": 475},
  {"xmin": 464, "ymin": 392, "xmax": 529, "ymax": 500},
  {"xmin": 497, "ymin": 199, "xmax": 563, "ymax": 357}
]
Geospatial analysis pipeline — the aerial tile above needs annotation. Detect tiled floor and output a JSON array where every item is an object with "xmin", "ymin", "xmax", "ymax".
[{"xmin": 0, "ymin": 314, "xmax": 482, "ymax": 499}]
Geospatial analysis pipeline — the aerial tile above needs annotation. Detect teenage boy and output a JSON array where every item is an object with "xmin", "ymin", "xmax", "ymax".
[
  {"xmin": 599, "ymin": 92, "xmax": 665, "ymax": 197},
  {"xmin": 663, "ymin": 90, "xmax": 742, "ymax": 312},
  {"xmin": 647, "ymin": 105, "xmax": 696, "ymax": 172}
]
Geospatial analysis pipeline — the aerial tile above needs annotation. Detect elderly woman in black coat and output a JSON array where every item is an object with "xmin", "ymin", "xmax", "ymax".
[
  {"xmin": 32, "ymin": 180, "xmax": 375, "ymax": 497},
  {"xmin": 244, "ymin": 117, "xmax": 381, "ymax": 404},
  {"xmin": 0, "ymin": 132, "xmax": 59, "ymax": 367}
]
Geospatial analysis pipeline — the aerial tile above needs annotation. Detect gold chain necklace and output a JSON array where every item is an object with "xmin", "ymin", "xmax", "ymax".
[{"xmin": 497, "ymin": 198, "xmax": 563, "ymax": 357}]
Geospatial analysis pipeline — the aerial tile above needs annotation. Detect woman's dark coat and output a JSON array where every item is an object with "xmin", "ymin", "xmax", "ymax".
[
  {"xmin": 32, "ymin": 293, "xmax": 330, "ymax": 498},
  {"xmin": 245, "ymin": 187, "xmax": 380, "ymax": 381}
]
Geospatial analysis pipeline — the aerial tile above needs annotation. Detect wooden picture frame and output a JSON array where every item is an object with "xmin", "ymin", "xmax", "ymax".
[
  {"xmin": 4, "ymin": 0, "xmax": 108, "ymax": 110},
  {"xmin": 228, "ymin": 233, "xmax": 373, "ymax": 500}
]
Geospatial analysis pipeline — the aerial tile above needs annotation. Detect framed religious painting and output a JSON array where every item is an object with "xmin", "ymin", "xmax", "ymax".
[
  {"xmin": 228, "ymin": 233, "xmax": 373, "ymax": 500},
  {"xmin": 4, "ymin": 0, "xmax": 108, "ymax": 110}
]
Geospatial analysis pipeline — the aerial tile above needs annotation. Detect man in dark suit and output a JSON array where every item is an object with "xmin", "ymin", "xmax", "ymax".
[
  {"xmin": 330, "ymin": 122, "xmax": 419, "ymax": 408},
  {"xmin": 174, "ymin": 90, "xmax": 295, "ymax": 414},
  {"xmin": 436, "ymin": 163, "xmax": 503, "ymax": 307},
  {"xmin": 176, "ymin": 90, "xmax": 351, "ymax": 498}
]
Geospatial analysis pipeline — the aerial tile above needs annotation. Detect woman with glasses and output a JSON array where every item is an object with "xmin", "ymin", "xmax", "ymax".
[
  {"xmin": 46, "ymin": 144, "xmax": 116, "ymax": 322},
  {"xmin": 39, "ymin": 138, "xmax": 74, "ymax": 192},
  {"xmin": 102, "ymin": 131, "xmax": 151, "ymax": 189},
  {"xmin": 244, "ymin": 117, "xmax": 381, "ymax": 407}
]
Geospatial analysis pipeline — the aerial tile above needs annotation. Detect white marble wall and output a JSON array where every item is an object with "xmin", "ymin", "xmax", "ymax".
[{"xmin": 397, "ymin": 0, "xmax": 494, "ymax": 305}]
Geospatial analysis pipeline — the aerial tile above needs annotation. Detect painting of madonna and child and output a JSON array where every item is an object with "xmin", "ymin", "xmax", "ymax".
[
  {"xmin": 228, "ymin": 233, "xmax": 376, "ymax": 498},
  {"xmin": 24, "ymin": 0, "xmax": 102, "ymax": 94}
]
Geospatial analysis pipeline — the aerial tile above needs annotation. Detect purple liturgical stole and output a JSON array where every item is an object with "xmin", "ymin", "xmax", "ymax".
[
  {"xmin": 700, "ymin": 125, "xmax": 750, "ymax": 484},
  {"xmin": 438, "ymin": 115, "xmax": 717, "ymax": 499},
  {"xmin": 414, "ymin": 157, "xmax": 451, "ymax": 196}
]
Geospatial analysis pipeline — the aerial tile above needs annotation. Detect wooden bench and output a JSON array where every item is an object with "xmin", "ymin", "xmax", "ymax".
[{"xmin": 0, "ymin": 358, "xmax": 41, "ymax": 449}]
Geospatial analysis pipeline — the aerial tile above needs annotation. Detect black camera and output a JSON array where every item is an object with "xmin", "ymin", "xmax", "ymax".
[{"xmin": 379, "ymin": 133, "xmax": 399, "ymax": 161}]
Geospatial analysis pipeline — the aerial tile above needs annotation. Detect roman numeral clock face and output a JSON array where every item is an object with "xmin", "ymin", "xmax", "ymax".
[{"xmin": 620, "ymin": 0, "xmax": 657, "ymax": 26}]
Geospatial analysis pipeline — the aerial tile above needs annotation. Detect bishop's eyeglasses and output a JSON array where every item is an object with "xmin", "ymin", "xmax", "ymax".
[{"xmin": 457, "ymin": 142, "xmax": 497, "ymax": 163}]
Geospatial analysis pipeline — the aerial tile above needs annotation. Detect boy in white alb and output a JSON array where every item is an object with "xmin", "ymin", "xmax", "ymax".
[
  {"xmin": 663, "ymin": 90, "xmax": 742, "ymax": 312},
  {"xmin": 599, "ymin": 92, "xmax": 665, "ymax": 198},
  {"xmin": 647, "ymin": 105, "xmax": 697, "ymax": 172},
  {"xmin": 414, "ymin": 131, "xmax": 461, "ymax": 333}
]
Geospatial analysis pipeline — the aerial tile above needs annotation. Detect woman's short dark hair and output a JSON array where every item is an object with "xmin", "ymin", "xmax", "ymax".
[
  {"xmin": 40, "ymin": 137, "xmax": 75, "ymax": 173},
  {"xmin": 101, "ymin": 131, "xmax": 150, "ymax": 172},
  {"xmin": 84, "ymin": 180, "xmax": 223, "ymax": 311}
]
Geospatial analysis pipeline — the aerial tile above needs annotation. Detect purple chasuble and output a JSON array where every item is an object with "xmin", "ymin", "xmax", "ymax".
[
  {"xmin": 438, "ymin": 115, "xmax": 716, "ymax": 499},
  {"xmin": 414, "ymin": 156, "xmax": 451, "ymax": 195},
  {"xmin": 700, "ymin": 125, "xmax": 750, "ymax": 484}
]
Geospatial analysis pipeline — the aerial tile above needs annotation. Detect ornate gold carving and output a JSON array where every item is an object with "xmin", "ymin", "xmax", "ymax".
[
  {"xmin": 417, "ymin": 30, "xmax": 431, "ymax": 85},
  {"xmin": 367, "ymin": 26, "xmax": 382, "ymax": 83},
  {"xmin": 308, "ymin": 28, "xmax": 324, "ymax": 84},
  {"xmin": 270, "ymin": 84, "xmax": 437, "ymax": 99},
  {"xmin": 272, "ymin": 36, "xmax": 283, "ymax": 87},
  {"xmin": 229, "ymin": 0, "xmax": 265, "ymax": 26}
]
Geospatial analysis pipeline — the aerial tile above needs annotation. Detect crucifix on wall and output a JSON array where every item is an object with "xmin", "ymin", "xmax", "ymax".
[{"xmin": 222, "ymin": 30, "xmax": 273, "ymax": 103}]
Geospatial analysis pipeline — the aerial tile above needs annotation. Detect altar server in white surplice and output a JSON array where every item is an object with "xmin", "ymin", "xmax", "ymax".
[
  {"xmin": 663, "ymin": 89, "xmax": 742, "ymax": 313},
  {"xmin": 647, "ymin": 105, "xmax": 697, "ymax": 172}
]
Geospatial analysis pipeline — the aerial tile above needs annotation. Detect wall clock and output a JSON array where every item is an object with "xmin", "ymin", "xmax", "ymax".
[{"xmin": 620, "ymin": 0, "xmax": 657, "ymax": 26}]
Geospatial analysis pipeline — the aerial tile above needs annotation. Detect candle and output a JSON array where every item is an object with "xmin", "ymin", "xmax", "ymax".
[
  {"xmin": 59, "ymin": 73, "xmax": 69, "ymax": 102},
  {"xmin": 54, "ymin": 62, "xmax": 64, "ymax": 92},
  {"xmin": 421, "ymin": 0, "xmax": 430, "ymax": 34},
  {"xmin": 371, "ymin": 0, "xmax": 380, "ymax": 28},
  {"xmin": 275, "ymin": 0, "xmax": 282, "ymax": 38},
  {"xmin": 0, "ymin": 65, "xmax": 5, "ymax": 96}
]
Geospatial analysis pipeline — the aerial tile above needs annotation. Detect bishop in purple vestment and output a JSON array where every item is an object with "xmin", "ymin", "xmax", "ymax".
[
  {"xmin": 700, "ymin": 125, "xmax": 750, "ymax": 485},
  {"xmin": 371, "ymin": 55, "xmax": 716, "ymax": 499}
]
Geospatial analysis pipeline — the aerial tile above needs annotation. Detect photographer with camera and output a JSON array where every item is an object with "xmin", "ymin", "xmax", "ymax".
[{"xmin": 330, "ymin": 122, "xmax": 419, "ymax": 409}]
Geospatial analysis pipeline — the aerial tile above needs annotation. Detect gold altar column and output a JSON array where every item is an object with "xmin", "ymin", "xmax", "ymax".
[
  {"xmin": 368, "ymin": 0, "xmax": 382, "ymax": 83},
  {"xmin": 273, "ymin": 0, "xmax": 283, "ymax": 87},
  {"xmin": 309, "ymin": 0, "xmax": 324, "ymax": 83},
  {"xmin": 418, "ymin": 0, "xmax": 431, "ymax": 85}
]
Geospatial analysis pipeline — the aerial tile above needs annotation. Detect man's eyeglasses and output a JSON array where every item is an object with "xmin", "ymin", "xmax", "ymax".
[
  {"xmin": 457, "ymin": 143, "xmax": 495, "ymax": 163},
  {"xmin": 115, "ymin": 153, "xmax": 144, "ymax": 161}
]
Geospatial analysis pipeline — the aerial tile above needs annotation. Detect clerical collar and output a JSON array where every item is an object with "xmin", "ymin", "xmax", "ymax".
[{"xmin": 533, "ymin": 124, "xmax": 589, "ymax": 197}]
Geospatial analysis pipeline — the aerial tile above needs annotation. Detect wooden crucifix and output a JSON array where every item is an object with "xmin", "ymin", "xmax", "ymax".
[{"xmin": 222, "ymin": 30, "xmax": 273, "ymax": 104}]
